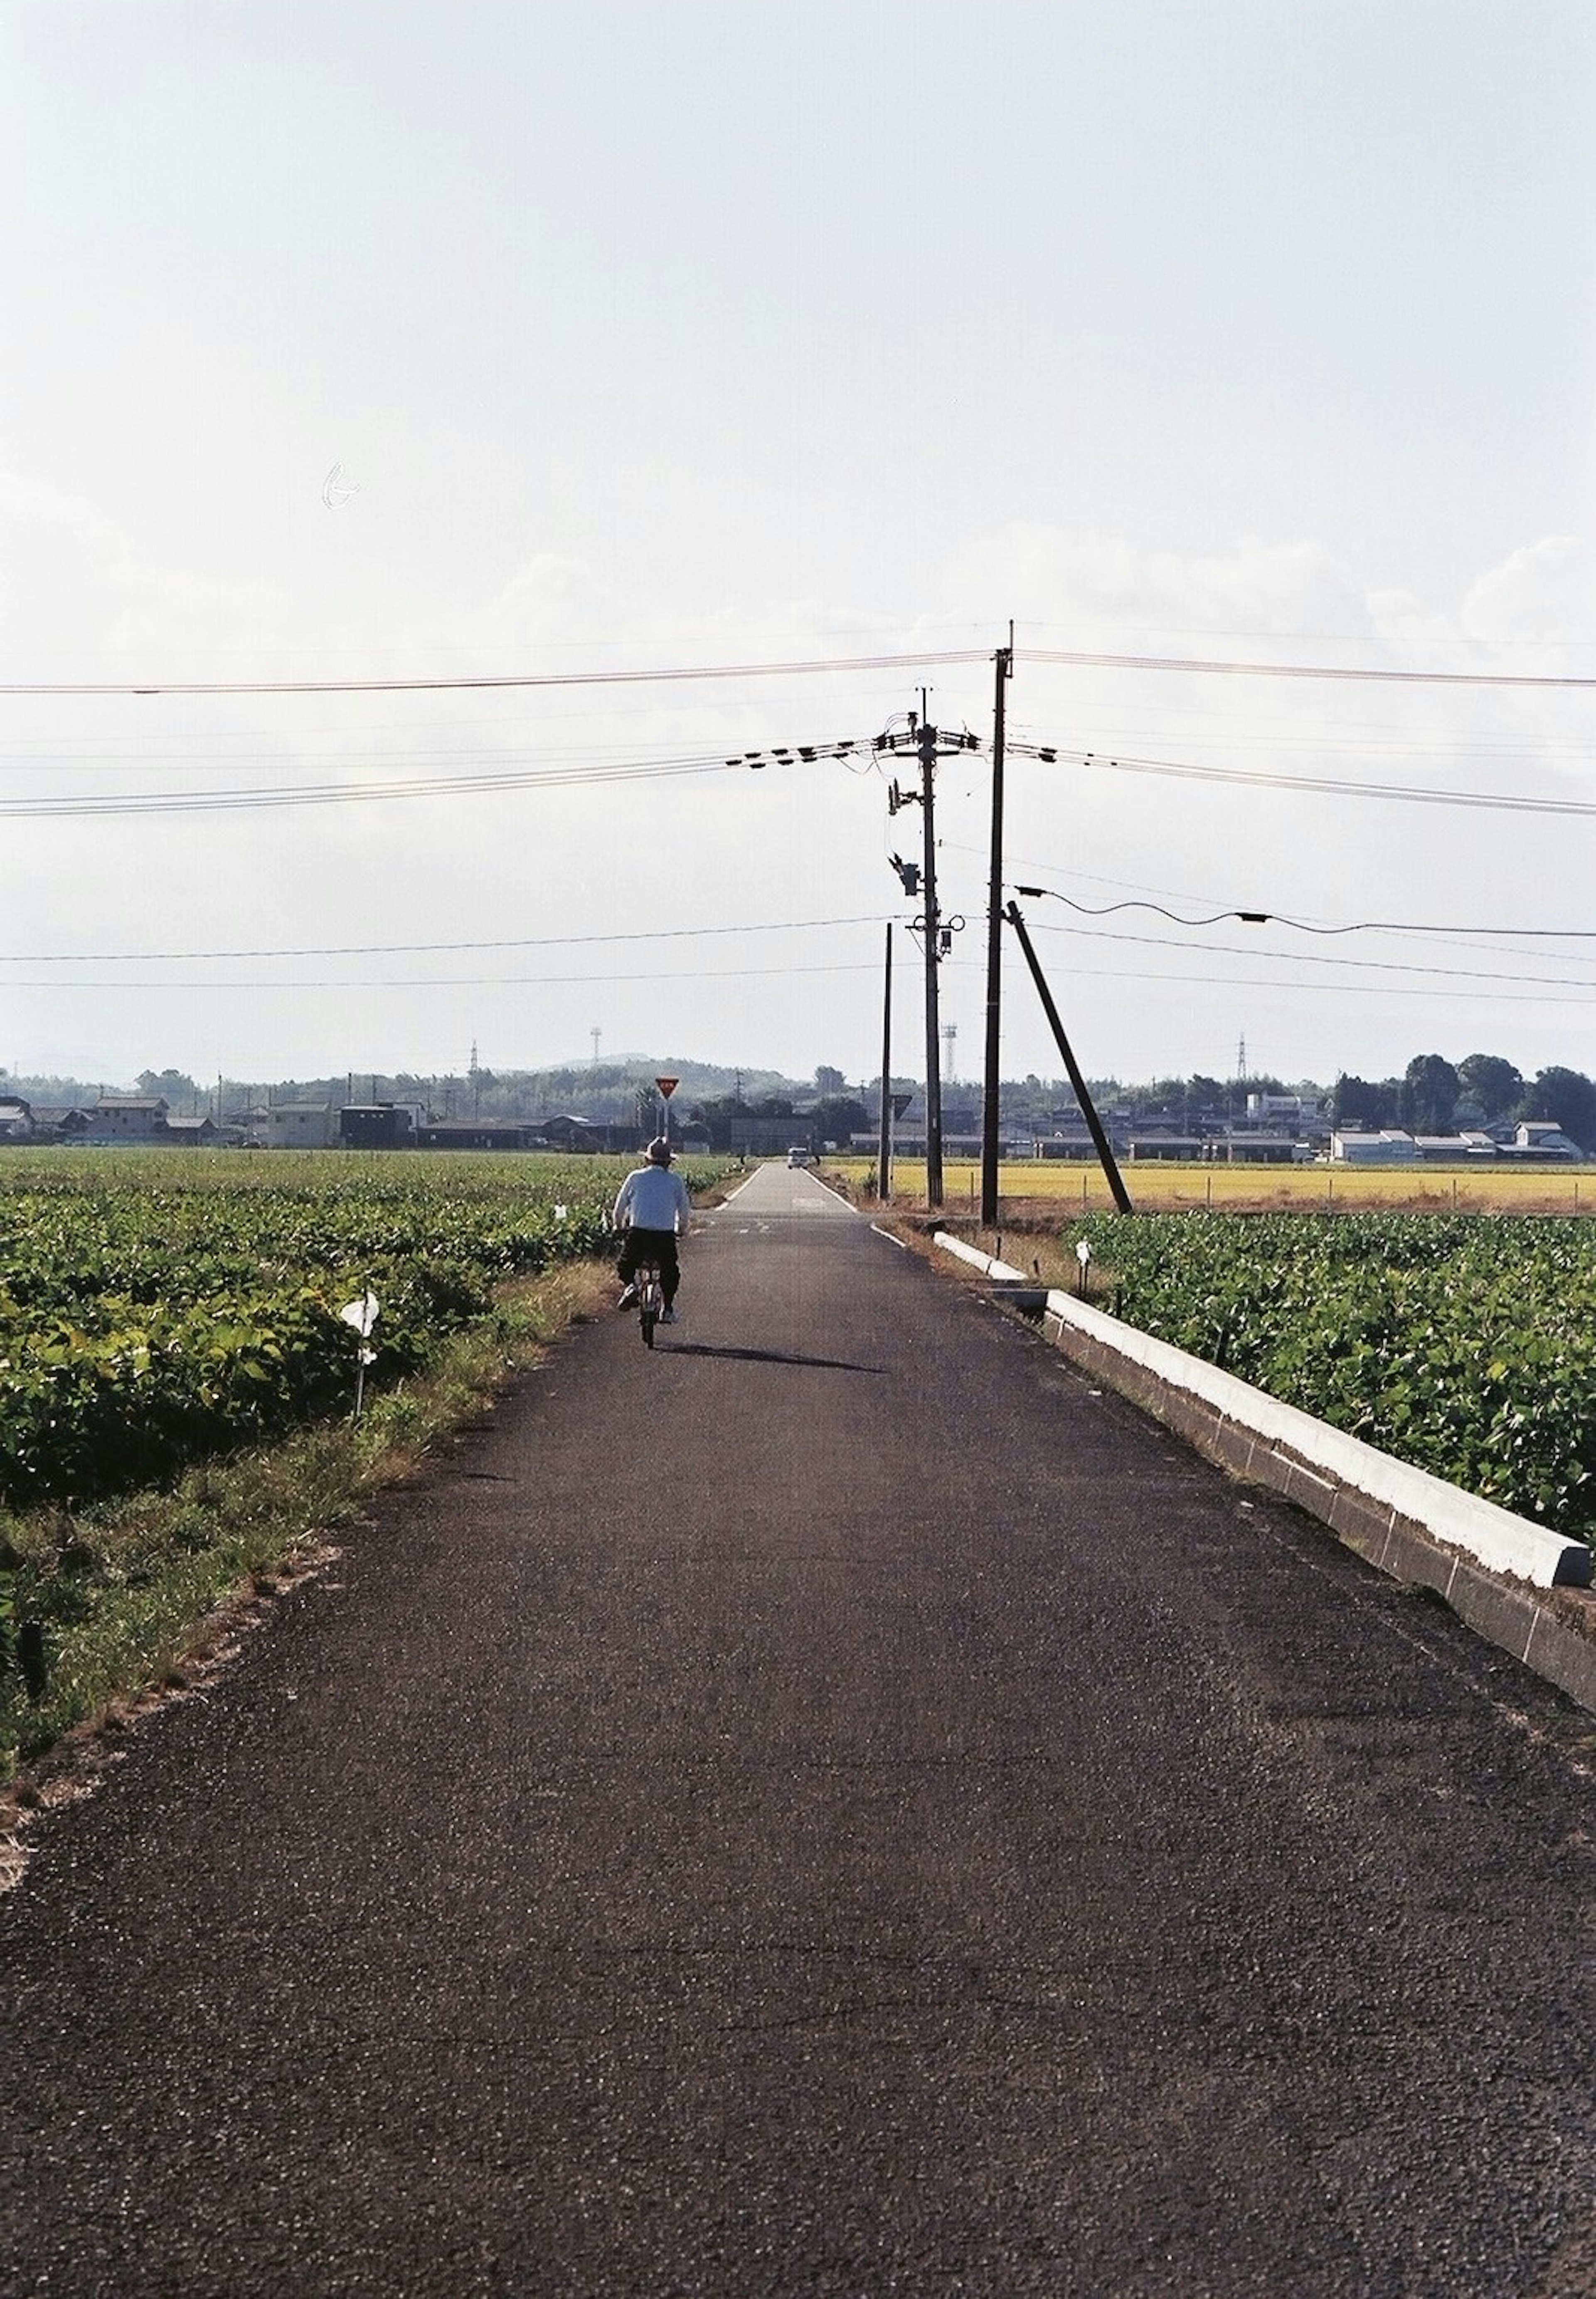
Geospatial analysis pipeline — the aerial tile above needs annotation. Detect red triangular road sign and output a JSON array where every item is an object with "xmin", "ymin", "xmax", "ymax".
[{"xmin": 655, "ymin": 1075, "xmax": 680, "ymax": 1097}]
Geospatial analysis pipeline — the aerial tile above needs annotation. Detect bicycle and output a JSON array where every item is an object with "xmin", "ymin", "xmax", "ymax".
[{"xmin": 635, "ymin": 1254, "xmax": 666, "ymax": 1348}]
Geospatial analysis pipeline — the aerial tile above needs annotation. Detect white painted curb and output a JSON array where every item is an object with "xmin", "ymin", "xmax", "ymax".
[{"xmin": 933, "ymin": 1230, "xmax": 1592, "ymax": 1594}]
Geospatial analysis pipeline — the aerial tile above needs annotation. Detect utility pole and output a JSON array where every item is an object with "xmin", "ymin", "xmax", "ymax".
[
  {"xmin": 980, "ymin": 638, "xmax": 1013, "ymax": 1226},
  {"xmin": 916, "ymin": 708, "xmax": 945, "ymax": 1207},
  {"xmin": 879, "ymin": 702, "xmax": 976, "ymax": 1211},
  {"xmin": 876, "ymin": 923, "xmax": 893, "ymax": 1200}
]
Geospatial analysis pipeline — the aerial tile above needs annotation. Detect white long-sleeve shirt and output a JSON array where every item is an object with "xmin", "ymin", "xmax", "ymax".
[{"xmin": 612, "ymin": 1163, "xmax": 693, "ymax": 1234}]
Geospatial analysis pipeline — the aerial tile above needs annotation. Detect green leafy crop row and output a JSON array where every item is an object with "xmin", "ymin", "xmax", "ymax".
[
  {"xmin": 0, "ymin": 1152, "xmax": 725, "ymax": 1509},
  {"xmin": 1071, "ymin": 1210, "xmax": 1596, "ymax": 1547}
]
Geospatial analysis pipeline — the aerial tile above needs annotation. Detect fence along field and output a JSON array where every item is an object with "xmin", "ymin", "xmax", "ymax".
[{"xmin": 0, "ymin": 1150, "xmax": 728, "ymax": 1775}]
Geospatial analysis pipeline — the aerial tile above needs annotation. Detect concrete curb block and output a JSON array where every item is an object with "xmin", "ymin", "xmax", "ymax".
[{"xmin": 933, "ymin": 1230, "xmax": 1596, "ymax": 1716}]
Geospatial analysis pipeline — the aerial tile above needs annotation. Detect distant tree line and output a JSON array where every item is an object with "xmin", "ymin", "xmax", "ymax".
[
  {"xmin": 11, "ymin": 1048, "xmax": 1596, "ymax": 1152},
  {"xmin": 1332, "ymin": 1054, "xmax": 1596, "ymax": 1151}
]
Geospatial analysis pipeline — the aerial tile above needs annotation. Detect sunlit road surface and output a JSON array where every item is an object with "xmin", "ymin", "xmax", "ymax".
[{"xmin": 3, "ymin": 1166, "xmax": 1594, "ymax": 2296}]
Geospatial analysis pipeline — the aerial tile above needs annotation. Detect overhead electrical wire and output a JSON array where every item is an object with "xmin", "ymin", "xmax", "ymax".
[
  {"xmin": 4, "ymin": 959, "xmax": 883, "ymax": 993},
  {"xmin": 2, "ymin": 642, "xmax": 1594, "ymax": 697},
  {"xmin": 1021, "ymin": 915, "xmax": 1596, "ymax": 994},
  {"xmin": 0, "ymin": 914, "xmax": 885, "ymax": 965},
  {"xmin": 1010, "ymin": 886, "xmax": 1596, "ymax": 943},
  {"xmin": 0, "ymin": 733, "xmax": 879, "ymax": 819},
  {"xmin": 1, "ymin": 709, "xmax": 1586, "ymax": 827},
  {"xmin": 1019, "ymin": 646, "xmax": 1596, "ymax": 691},
  {"xmin": 998, "ymin": 958, "xmax": 1596, "ymax": 1010},
  {"xmin": 0, "ymin": 752, "xmax": 743, "ymax": 819},
  {"xmin": 0, "ymin": 648, "xmax": 991, "ymax": 698},
  {"xmin": 14, "ymin": 894, "xmax": 1596, "ymax": 1000},
  {"xmin": 1007, "ymin": 740, "xmax": 1596, "ymax": 821}
]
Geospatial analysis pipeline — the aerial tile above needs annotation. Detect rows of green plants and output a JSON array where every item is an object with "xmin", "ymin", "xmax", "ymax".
[
  {"xmin": 0, "ymin": 1151, "xmax": 724, "ymax": 1509},
  {"xmin": 1071, "ymin": 1210, "xmax": 1596, "ymax": 1548}
]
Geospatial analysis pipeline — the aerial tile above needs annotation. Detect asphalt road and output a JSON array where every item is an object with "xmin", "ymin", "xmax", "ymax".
[{"xmin": 3, "ymin": 1165, "xmax": 1594, "ymax": 2297}]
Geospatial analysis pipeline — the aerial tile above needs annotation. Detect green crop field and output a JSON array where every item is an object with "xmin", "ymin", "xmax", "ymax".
[
  {"xmin": 0, "ymin": 1149, "xmax": 734, "ymax": 1773},
  {"xmin": 1066, "ymin": 1209, "xmax": 1596, "ymax": 1551},
  {"xmin": 0, "ymin": 1150, "xmax": 708, "ymax": 1508}
]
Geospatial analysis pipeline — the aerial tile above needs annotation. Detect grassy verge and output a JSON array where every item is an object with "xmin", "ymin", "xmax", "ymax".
[{"xmin": 0, "ymin": 1257, "xmax": 614, "ymax": 1794}]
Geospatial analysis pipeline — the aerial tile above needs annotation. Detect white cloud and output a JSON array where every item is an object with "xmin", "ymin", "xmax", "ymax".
[{"xmin": 1462, "ymin": 537, "xmax": 1595, "ymax": 651}]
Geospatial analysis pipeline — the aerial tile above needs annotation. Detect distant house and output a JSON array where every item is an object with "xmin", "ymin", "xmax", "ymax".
[
  {"xmin": 1502, "ymin": 1121, "xmax": 1584, "ymax": 1162},
  {"xmin": 261, "ymin": 1102, "xmax": 335, "ymax": 1150},
  {"xmin": 1034, "ymin": 1130, "xmax": 1101, "ymax": 1160},
  {"xmin": 0, "ymin": 1097, "xmax": 34, "ymax": 1141},
  {"xmin": 32, "ymin": 1106, "xmax": 93, "ymax": 1143},
  {"xmin": 1246, "ymin": 1092, "xmax": 1312, "ymax": 1124},
  {"xmin": 541, "ymin": 1114, "xmax": 608, "ymax": 1153},
  {"xmin": 1331, "ymin": 1129, "xmax": 1417, "ymax": 1164},
  {"xmin": 84, "ymin": 1095, "xmax": 168, "ymax": 1142},
  {"xmin": 162, "ymin": 1115, "xmax": 219, "ymax": 1147},
  {"xmin": 415, "ymin": 1120, "xmax": 537, "ymax": 1152},
  {"xmin": 339, "ymin": 1104, "xmax": 416, "ymax": 1151},
  {"xmin": 1213, "ymin": 1131, "xmax": 1300, "ymax": 1165}
]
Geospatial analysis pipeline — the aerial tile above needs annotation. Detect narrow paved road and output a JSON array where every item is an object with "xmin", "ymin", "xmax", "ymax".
[{"xmin": 3, "ymin": 1167, "xmax": 1594, "ymax": 2296}]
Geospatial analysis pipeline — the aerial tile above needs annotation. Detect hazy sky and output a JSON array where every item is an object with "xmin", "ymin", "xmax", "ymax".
[{"xmin": 3, "ymin": 0, "xmax": 1594, "ymax": 1095}]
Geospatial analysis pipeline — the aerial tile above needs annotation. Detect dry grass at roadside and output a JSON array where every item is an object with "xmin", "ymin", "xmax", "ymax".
[{"xmin": 0, "ymin": 1258, "xmax": 615, "ymax": 1815}]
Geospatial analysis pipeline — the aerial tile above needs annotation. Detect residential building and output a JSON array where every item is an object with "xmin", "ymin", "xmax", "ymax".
[
  {"xmin": 261, "ymin": 1103, "xmax": 335, "ymax": 1150},
  {"xmin": 1330, "ymin": 1130, "xmax": 1418, "ymax": 1164},
  {"xmin": 84, "ymin": 1096, "xmax": 168, "ymax": 1141}
]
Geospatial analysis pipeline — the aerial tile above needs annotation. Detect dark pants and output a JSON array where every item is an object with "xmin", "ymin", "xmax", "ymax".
[{"xmin": 617, "ymin": 1227, "xmax": 680, "ymax": 1307}]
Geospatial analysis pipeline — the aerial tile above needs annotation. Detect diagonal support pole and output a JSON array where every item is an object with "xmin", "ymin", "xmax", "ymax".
[{"xmin": 1005, "ymin": 901, "xmax": 1134, "ymax": 1215}]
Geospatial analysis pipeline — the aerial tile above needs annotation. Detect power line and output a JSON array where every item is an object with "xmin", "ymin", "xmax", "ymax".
[
  {"xmin": 1019, "ymin": 956, "xmax": 1596, "ymax": 1010},
  {"xmin": 2, "ymin": 958, "xmax": 884, "ymax": 993},
  {"xmin": 1024, "ymin": 915, "xmax": 1596, "ymax": 994},
  {"xmin": 1011, "ymin": 742, "xmax": 1596, "ymax": 821},
  {"xmin": 5, "ymin": 638, "xmax": 1591, "ymax": 700},
  {"xmin": 1012, "ymin": 885, "xmax": 1596, "ymax": 944},
  {"xmin": 1020, "ymin": 646, "xmax": 1596, "ymax": 691},
  {"xmin": 0, "ymin": 913, "xmax": 884, "ymax": 965},
  {"xmin": 0, "ymin": 648, "xmax": 991, "ymax": 699},
  {"xmin": 0, "ymin": 734, "xmax": 880, "ymax": 820},
  {"xmin": 0, "ymin": 752, "xmax": 742, "ymax": 819}
]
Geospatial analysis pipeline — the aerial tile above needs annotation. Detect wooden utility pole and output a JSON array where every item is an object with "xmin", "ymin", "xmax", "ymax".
[
  {"xmin": 876, "ymin": 924, "xmax": 894, "ymax": 1200},
  {"xmin": 917, "ymin": 710, "xmax": 945, "ymax": 1209},
  {"xmin": 980, "ymin": 638, "xmax": 1013, "ymax": 1226}
]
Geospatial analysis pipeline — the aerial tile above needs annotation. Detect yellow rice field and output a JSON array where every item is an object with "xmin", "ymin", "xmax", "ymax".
[{"xmin": 832, "ymin": 1157, "xmax": 1596, "ymax": 1219}]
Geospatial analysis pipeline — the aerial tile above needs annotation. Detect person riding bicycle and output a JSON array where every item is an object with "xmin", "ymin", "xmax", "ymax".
[{"xmin": 613, "ymin": 1136, "xmax": 692, "ymax": 1323}]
